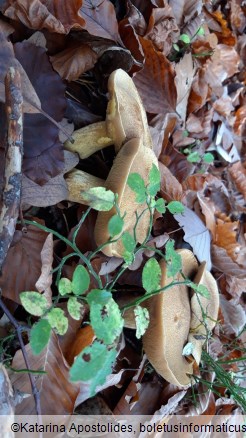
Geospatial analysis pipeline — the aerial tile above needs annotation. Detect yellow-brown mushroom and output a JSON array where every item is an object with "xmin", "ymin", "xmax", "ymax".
[
  {"xmin": 94, "ymin": 137, "xmax": 158, "ymax": 257},
  {"xmin": 64, "ymin": 69, "xmax": 153, "ymax": 159},
  {"xmin": 188, "ymin": 261, "xmax": 220, "ymax": 365},
  {"xmin": 142, "ymin": 249, "xmax": 198, "ymax": 387}
]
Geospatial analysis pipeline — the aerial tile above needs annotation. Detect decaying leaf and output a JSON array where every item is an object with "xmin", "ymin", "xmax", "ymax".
[
  {"xmin": 174, "ymin": 206, "xmax": 212, "ymax": 270},
  {"xmin": 0, "ymin": 220, "xmax": 48, "ymax": 304},
  {"xmin": 10, "ymin": 334, "xmax": 79, "ymax": 414},
  {"xmin": 14, "ymin": 41, "xmax": 66, "ymax": 185},
  {"xmin": 175, "ymin": 52, "xmax": 196, "ymax": 121},
  {"xmin": 1, "ymin": 0, "xmax": 85, "ymax": 34},
  {"xmin": 79, "ymin": 0, "xmax": 121, "ymax": 42},
  {"xmin": 133, "ymin": 38, "xmax": 177, "ymax": 115},
  {"xmin": 169, "ymin": 0, "xmax": 202, "ymax": 27}
]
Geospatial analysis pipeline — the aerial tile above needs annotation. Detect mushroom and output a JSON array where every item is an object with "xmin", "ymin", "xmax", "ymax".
[
  {"xmin": 142, "ymin": 249, "xmax": 198, "ymax": 387},
  {"xmin": 94, "ymin": 137, "xmax": 158, "ymax": 257},
  {"xmin": 65, "ymin": 169, "xmax": 105, "ymax": 205},
  {"xmin": 64, "ymin": 69, "xmax": 153, "ymax": 159},
  {"xmin": 188, "ymin": 261, "xmax": 220, "ymax": 365}
]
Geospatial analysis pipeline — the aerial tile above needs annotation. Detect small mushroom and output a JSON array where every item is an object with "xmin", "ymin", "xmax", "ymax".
[
  {"xmin": 188, "ymin": 261, "xmax": 220, "ymax": 365},
  {"xmin": 65, "ymin": 169, "xmax": 105, "ymax": 205},
  {"xmin": 64, "ymin": 69, "xmax": 153, "ymax": 159},
  {"xmin": 142, "ymin": 249, "xmax": 198, "ymax": 387},
  {"xmin": 94, "ymin": 137, "xmax": 158, "ymax": 257}
]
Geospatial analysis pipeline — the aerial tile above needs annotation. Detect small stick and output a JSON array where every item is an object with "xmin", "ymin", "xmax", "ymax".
[{"xmin": 0, "ymin": 67, "xmax": 23, "ymax": 270}]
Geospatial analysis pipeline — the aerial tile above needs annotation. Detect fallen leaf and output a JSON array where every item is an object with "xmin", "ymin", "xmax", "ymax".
[
  {"xmin": 174, "ymin": 206, "xmax": 212, "ymax": 270},
  {"xmin": 50, "ymin": 44, "xmax": 98, "ymax": 82},
  {"xmin": 79, "ymin": 0, "xmax": 121, "ymax": 42},
  {"xmin": 187, "ymin": 67, "xmax": 208, "ymax": 114},
  {"xmin": 0, "ymin": 364, "xmax": 14, "ymax": 415},
  {"xmin": 10, "ymin": 334, "xmax": 79, "ymax": 414},
  {"xmin": 145, "ymin": 4, "xmax": 179, "ymax": 55},
  {"xmin": 1, "ymin": 0, "xmax": 85, "ymax": 34},
  {"xmin": 230, "ymin": 0, "xmax": 246, "ymax": 34},
  {"xmin": 159, "ymin": 161, "xmax": 183, "ymax": 202},
  {"xmin": 212, "ymin": 245, "xmax": 245, "ymax": 279},
  {"xmin": 66, "ymin": 325, "xmax": 95, "ymax": 366},
  {"xmin": 0, "ymin": 220, "xmax": 48, "ymax": 304},
  {"xmin": 204, "ymin": 44, "xmax": 240, "ymax": 90},
  {"xmin": 14, "ymin": 41, "xmax": 66, "ymax": 184},
  {"xmin": 21, "ymin": 151, "xmax": 79, "ymax": 207},
  {"xmin": 197, "ymin": 192, "xmax": 216, "ymax": 239},
  {"xmin": 169, "ymin": 0, "xmax": 202, "ymax": 27},
  {"xmin": 215, "ymin": 216, "xmax": 241, "ymax": 261},
  {"xmin": 225, "ymin": 276, "xmax": 246, "ymax": 299},
  {"xmin": 133, "ymin": 38, "xmax": 177, "ymax": 114},
  {"xmin": 228, "ymin": 161, "xmax": 246, "ymax": 201},
  {"xmin": 149, "ymin": 112, "xmax": 178, "ymax": 158},
  {"xmin": 220, "ymin": 295, "xmax": 246, "ymax": 336},
  {"xmin": 175, "ymin": 52, "xmax": 196, "ymax": 121}
]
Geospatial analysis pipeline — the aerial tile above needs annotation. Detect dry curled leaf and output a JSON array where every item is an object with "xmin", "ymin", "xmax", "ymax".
[
  {"xmin": 0, "ymin": 220, "xmax": 48, "ymax": 304},
  {"xmin": 50, "ymin": 44, "xmax": 98, "ymax": 82},
  {"xmin": 228, "ymin": 161, "xmax": 246, "ymax": 201},
  {"xmin": 133, "ymin": 38, "xmax": 177, "ymax": 115},
  {"xmin": 145, "ymin": 4, "xmax": 179, "ymax": 55},
  {"xmin": 10, "ymin": 334, "xmax": 79, "ymax": 414},
  {"xmin": 159, "ymin": 161, "xmax": 183, "ymax": 202},
  {"xmin": 169, "ymin": 0, "xmax": 202, "ymax": 27},
  {"xmin": 79, "ymin": 0, "xmax": 121, "ymax": 42},
  {"xmin": 14, "ymin": 41, "xmax": 66, "ymax": 185},
  {"xmin": 1, "ymin": 0, "xmax": 85, "ymax": 34},
  {"xmin": 212, "ymin": 245, "xmax": 245, "ymax": 279}
]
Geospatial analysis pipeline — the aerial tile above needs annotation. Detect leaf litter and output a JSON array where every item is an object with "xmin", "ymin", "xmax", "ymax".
[{"xmin": 0, "ymin": 0, "xmax": 245, "ymax": 421}]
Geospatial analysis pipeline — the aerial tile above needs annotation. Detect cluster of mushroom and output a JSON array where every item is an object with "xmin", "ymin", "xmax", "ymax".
[
  {"xmin": 64, "ymin": 70, "xmax": 219, "ymax": 387},
  {"xmin": 121, "ymin": 249, "xmax": 219, "ymax": 387},
  {"xmin": 65, "ymin": 69, "xmax": 158, "ymax": 256}
]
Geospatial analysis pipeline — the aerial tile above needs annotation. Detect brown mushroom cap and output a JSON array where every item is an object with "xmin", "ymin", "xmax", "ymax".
[
  {"xmin": 106, "ymin": 69, "xmax": 153, "ymax": 152},
  {"xmin": 64, "ymin": 69, "xmax": 153, "ymax": 159},
  {"xmin": 142, "ymin": 249, "xmax": 198, "ymax": 387},
  {"xmin": 188, "ymin": 261, "xmax": 220, "ymax": 365},
  {"xmin": 94, "ymin": 137, "xmax": 158, "ymax": 257}
]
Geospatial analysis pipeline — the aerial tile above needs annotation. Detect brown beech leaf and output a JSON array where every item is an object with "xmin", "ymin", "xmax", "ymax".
[
  {"xmin": 220, "ymin": 295, "xmax": 246, "ymax": 336},
  {"xmin": 0, "ymin": 364, "xmax": 14, "ymax": 416},
  {"xmin": 145, "ymin": 4, "xmax": 179, "ymax": 56},
  {"xmin": 169, "ymin": 0, "xmax": 202, "ymax": 27},
  {"xmin": 175, "ymin": 52, "xmax": 195, "ymax": 121},
  {"xmin": 159, "ymin": 140, "xmax": 194, "ymax": 183},
  {"xmin": 187, "ymin": 67, "xmax": 208, "ymax": 115},
  {"xmin": 21, "ymin": 151, "xmax": 79, "ymax": 207},
  {"xmin": 10, "ymin": 334, "xmax": 79, "ymax": 414},
  {"xmin": 215, "ymin": 216, "xmax": 241, "ymax": 262},
  {"xmin": 133, "ymin": 38, "xmax": 177, "ymax": 114},
  {"xmin": 197, "ymin": 192, "xmax": 216, "ymax": 239},
  {"xmin": 225, "ymin": 276, "xmax": 246, "ymax": 299},
  {"xmin": 14, "ymin": 41, "xmax": 66, "ymax": 185},
  {"xmin": 66, "ymin": 326, "xmax": 95, "ymax": 366},
  {"xmin": 212, "ymin": 245, "xmax": 245, "ymax": 279},
  {"xmin": 118, "ymin": 19, "xmax": 144, "ymax": 72},
  {"xmin": 50, "ymin": 44, "xmax": 98, "ymax": 82},
  {"xmin": 149, "ymin": 113, "xmax": 178, "ymax": 158},
  {"xmin": 0, "ymin": 220, "xmax": 48, "ymax": 304},
  {"xmin": 228, "ymin": 161, "xmax": 246, "ymax": 201},
  {"xmin": 1, "ymin": 0, "xmax": 85, "ymax": 34},
  {"xmin": 230, "ymin": 0, "xmax": 246, "ymax": 34},
  {"xmin": 159, "ymin": 161, "xmax": 183, "ymax": 202},
  {"xmin": 204, "ymin": 45, "xmax": 240, "ymax": 90},
  {"xmin": 79, "ymin": 0, "xmax": 121, "ymax": 42}
]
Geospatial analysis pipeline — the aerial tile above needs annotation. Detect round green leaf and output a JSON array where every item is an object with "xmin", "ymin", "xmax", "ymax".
[
  {"xmin": 134, "ymin": 306, "xmax": 149, "ymax": 339},
  {"xmin": 127, "ymin": 173, "xmax": 146, "ymax": 203},
  {"xmin": 121, "ymin": 232, "xmax": 136, "ymax": 253},
  {"xmin": 142, "ymin": 258, "xmax": 161, "ymax": 294},
  {"xmin": 179, "ymin": 33, "xmax": 191, "ymax": 44},
  {"xmin": 58, "ymin": 277, "xmax": 72, "ymax": 296},
  {"xmin": 69, "ymin": 341, "xmax": 117, "ymax": 396},
  {"xmin": 81, "ymin": 187, "xmax": 115, "ymax": 211},
  {"xmin": 187, "ymin": 151, "xmax": 200, "ymax": 163},
  {"xmin": 155, "ymin": 198, "xmax": 166, "ymax": 213},
  {"xmin": 167, "ymin": 201, "xmax": 184, "ymax": 214},
  {"xmin": 72, "ymin": 265, "xmax": 90, "ymax": 295},
  {"xmin": 67, "ymin": 297, "xmax": 83, "ymax": 320},
  {"xmin": 108, "ymin": 214, "xmax": 124, "ymax": 237},
  {"xmin": 20, "ymin": 291, "xmax": 49, "ymax": 316},
  {"xmin": 197, "ymin": 26, "xmax": 205, "ymax": 36},
  {"xmin": 203, "ymin": 152, "xmax": 214, "ymax": 164},
  {"xmin": 148, "ymin": 164, "xmax": 161, "ymax": 196},
  {"xmin": 30, "ymin": 319, "xmax": 51, "ymax": 355},
  {"xmin": 173, "ymin": 43, "xmax": 180, "ymax": 52},
  {"xmin": 46, "ymin": 308, "xmax": 68, "ymax": 335},
  {"xmin": 90, "ymin": 299, "xmax": 124, "ymax": 345}
]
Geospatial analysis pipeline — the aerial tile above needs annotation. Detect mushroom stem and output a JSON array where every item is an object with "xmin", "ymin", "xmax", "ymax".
[
  {"xmin": 64, "ymin": 121, "xmax": 113, "ymax": 159},
  {"xmin": 65, "ymin": 169, "xmax": 105, "ymax": 205}
]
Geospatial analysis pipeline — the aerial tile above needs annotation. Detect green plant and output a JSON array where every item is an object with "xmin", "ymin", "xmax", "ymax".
[
  {"xmin": 19, "ymin": 164, "xmax": 211, "ymax": 396},
  {"xmin": 171, "ymin": 27, "xmax": 214, "ymax": 61}
]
